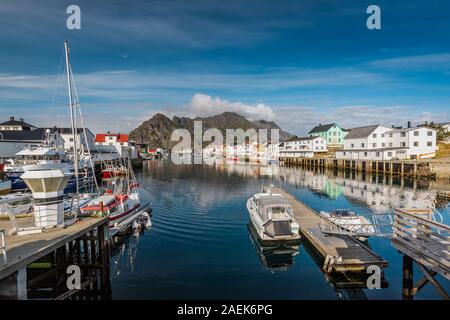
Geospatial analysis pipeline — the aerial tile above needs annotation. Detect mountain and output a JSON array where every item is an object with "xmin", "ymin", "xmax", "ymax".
[{"xmin": 129, "ymin": 112, "xmax": 293, "ymax": 148}]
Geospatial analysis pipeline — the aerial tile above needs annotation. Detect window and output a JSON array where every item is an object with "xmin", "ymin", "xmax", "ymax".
[
  {"xmin": 361, "ymin": 143, "xmax": 365, "ymax": 148},
  {"xmin": 376, "ymin": 152, "xmax": 380, "ymax": 157},
  {"xmin": 413, "ymin": 141, "xmax": 419, "ymax": 147},
  {"xmin": 389, "ymin": 133, "xmax": 393, "ymax": 137},
  {"xmin": 372, "ymin": 134, "xmax": 377, "ymax": 138},
  {"xmin": 401, "ymin": 132, "xmax": 406, "ymax": 137},
  {"xmin": 389, "ymin": 142, "xmax": 393, "ymax": 147},
  {"xmin": 328, "ymin": 138, "xmax": 331, "ymax": 142},
  {"xmin": 372, "ymin": 143, "xmax": 377, "ymax": 147},
  {"xmin": 333, "ymin": 132, "xmax": 336, "ymax": 136},
  {"xmin": 343, "ymin": 152, "xmax": 346, "ymax": 156},
  {"xmin": 427, "ymin": 141, "xmax": 433, "ymax": 147},
  {"xmin": 414, "ymin": 131, "xmax": 419, "ymax": 136},
  {"xmin": 351, "ymin": 143, "xmax": 354, "ymax": 148},
  {"xmin": 401, "ymin": 142, "xmax": 406, "ymax": 147},
  {"xmin": 382, "ymin": 143, "xmax": 385, "ymax": 147},
  {"xmin": 388, "ymin": 152, "xmax": 393, "ymax": 157},
  {"xmin": 364, "ymin": 152, "xmax": 368, "ymax": 156},
  {"xmin": 381, "ymin": 134, "xmax": 385, "ymax": 138},
  {"xmin": 427, "ymin": 131, "xmax": 433, "ymax": 136},
  {"xmin": 69, "ymin": 138, "xmax": 73, "ymax": 142}
]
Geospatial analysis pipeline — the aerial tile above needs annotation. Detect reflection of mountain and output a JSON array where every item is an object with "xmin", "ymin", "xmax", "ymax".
[{"xmin": 247, "ymin": 224, "xmax": 299, "ymax": 271}]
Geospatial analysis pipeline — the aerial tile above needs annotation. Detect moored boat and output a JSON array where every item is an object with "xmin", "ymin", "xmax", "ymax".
[
  {"xmin": 319, "ymin": 209, "xmax": 376, "ymax": 240},
  {"xmin": 246, "ymin": 186, "xmax": 300, "ymax": 242}
]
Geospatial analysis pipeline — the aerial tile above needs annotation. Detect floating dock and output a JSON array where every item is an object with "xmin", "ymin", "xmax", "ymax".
[{"xmin": 272, "ymin": 187, "xmax": 388, "ymax": 272}]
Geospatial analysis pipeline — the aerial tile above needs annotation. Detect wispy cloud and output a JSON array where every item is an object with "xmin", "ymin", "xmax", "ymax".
[{"xmin": 367, "ymin": 53, "xmax": 450, "ymax": 71}]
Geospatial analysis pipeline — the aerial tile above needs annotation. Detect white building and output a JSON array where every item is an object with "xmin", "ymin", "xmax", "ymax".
[
  {"xmin": 336, "ymin": 124, "xmax": 437, "ymax": 160},
  {"xmin": 279, "ymin": 136, "xmax": 327, "ymax": 158},
  {"xmin": 95, "ymin": 133, "xmax": 138, "ymax": 158},
  {"xmin": 55, "ymin": 128, "xmax": 96, "ymax": 153}
]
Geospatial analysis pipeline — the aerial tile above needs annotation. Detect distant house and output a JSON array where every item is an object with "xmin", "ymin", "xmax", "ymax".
[
  {"xmin": 336, "ymin": 124, "xmax": 437, "ymax": 160},
  {"xmin": 308, "ymin": 123, "xmax": 346, "ymax": 147},
  {"xmin": 279, "ymin": 136, "xmax": 327, "ymax": 158},
  {"xmin": 95, "ymin": 132, "xmax": 138, "ymax": 158},
  {"xmin": 0, "ymin": 116, "xmax": 36, "ymax": 131}
]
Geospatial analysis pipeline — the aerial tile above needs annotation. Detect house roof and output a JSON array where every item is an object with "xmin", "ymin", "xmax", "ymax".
[
  {"xmin": 0, "ymin": 117, "xmax": 35, "ymax": 128},
  {"xmin": 54, "ymin": 127, "xmax": 91, "ymax": 134},
  {"xmin": 308, "ymin": 123, "xmax": 337, "ymax": 134},
  {"xmin": 0, "ymin": 128, "xmax": 50, "ymax": 142},
  {"xmin": 344, "ymin": 125, "xmax": 380, "ymax": 139},
  {"xmin": 387, "ymin": 126, "xmax": 437, "ymax": 133},
  {"xmin": 284, "ymin": 136, "xmax": 315, "ymax": 142},
  {"xmin": 95, "ymin": 133, "xmax": 129, "ymax": 143}
]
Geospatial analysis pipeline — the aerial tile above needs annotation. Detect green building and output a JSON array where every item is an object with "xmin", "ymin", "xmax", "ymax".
[{"xmin": 308, "ymin": 123, "xmax": 346, "ymax": 147}]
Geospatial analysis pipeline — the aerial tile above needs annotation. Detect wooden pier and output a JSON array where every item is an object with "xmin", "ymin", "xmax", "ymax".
[
  {"xmin": 279, "ymin": 157, "xmax": 450, "ymax": 179},
  {"xmin": 392, "ymin": 209, "xmax": 449, "ymax": 300},
  {"xmin": 272, "ymin": 187, "xmax": 388, "ymax": 273},
  {"xmin": 0, "ymin": 217, "xmax": 111, "ymax": 300}
]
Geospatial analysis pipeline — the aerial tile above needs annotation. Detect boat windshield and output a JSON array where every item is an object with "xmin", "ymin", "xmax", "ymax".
[
  {"xmin": 269, "ymin": 205, "xmax": 293, "ymax": 220},
  {"xmin": 331, "ymin": 209, "xmax": 354, "ymax": 217}
]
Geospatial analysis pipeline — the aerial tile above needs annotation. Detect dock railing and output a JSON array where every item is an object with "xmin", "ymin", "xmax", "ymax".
[{"xmin": 392, "ymin": 208, "xmax": 450, "ymax": 299}]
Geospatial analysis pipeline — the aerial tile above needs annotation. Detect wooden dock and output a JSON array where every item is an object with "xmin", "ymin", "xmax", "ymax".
[
  {"xmin": 0, "ymin": 217, "xmax": 110, "ymax": 299},
  {"xmin": 272, "ymin": 187, "xmax": 388, "ymax": 272},
  {"xmin": 392, "ymin": 209, "xmax": 449, "ymax": 299}
]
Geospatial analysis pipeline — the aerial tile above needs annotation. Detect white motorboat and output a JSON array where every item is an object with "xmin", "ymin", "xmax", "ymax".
[
  {"xmin": 319, "ymin": 209, "xmax": 376, "ymax": 240},
  {"xmin": 246, "ymin": 187, "xmax": 300, "ymax": 242}
]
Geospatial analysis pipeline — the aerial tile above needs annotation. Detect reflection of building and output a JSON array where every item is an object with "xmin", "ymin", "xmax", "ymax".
[
  {"xmin": 336, "ymin": 124, "xmax": 437, "ymax": 160},
  {"xmin": 277, "ymin": 166, "xmax": 437, "ymax": 212}
]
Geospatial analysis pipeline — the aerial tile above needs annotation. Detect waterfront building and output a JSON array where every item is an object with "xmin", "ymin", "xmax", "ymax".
[
  {"xmin": 95, "ymin": 132, "xmax": 139, "ymax": 158},
  {"xmin": 279, "ymin": 136, "xmax": 327, "ymax": 158},
  {"xmin": 0, "ymin": 117, "xmax": 36, "ymax": 131},
  {"xmin": 52, "ymin": 128, "xmax": 96, "ymax": 153},
  {"xmin": 0, "ymin": 128, "xmax": 63, "ymax": 161},
  {"xmin": 335, "ymin": 124, "xmax": 437, "ymax": 160},
  {"xmin": 308, "ymin": 123, "xmax": 346, "ymax": 147}
]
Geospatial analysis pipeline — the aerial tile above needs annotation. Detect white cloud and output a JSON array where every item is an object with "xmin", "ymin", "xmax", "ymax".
[{"xmin": 185, "ymin": 93, "xmax": 274, "ymax": 121}]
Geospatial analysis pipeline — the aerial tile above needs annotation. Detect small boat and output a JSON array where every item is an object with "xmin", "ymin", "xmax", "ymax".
[
  {"xmin": 246, "ymin": 187, "xmax": 300, "ymax": 242},
  {"xmin": 101, "ymin": 164, "xmax": 127, "ymax": 179},
  {"xmin": 319, "ymin": 209, "xmax": 376, "ymax": 240}
]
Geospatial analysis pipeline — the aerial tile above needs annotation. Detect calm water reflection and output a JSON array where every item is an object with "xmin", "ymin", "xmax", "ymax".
[{"xmin": 110, "ymin": 160, "xmax": 449, "ymax": 300}]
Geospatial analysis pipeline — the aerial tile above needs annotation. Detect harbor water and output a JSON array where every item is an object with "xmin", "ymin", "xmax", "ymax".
[{"xmin": 110, "ymin": 160, "xmax": 450, "ymax": 300}]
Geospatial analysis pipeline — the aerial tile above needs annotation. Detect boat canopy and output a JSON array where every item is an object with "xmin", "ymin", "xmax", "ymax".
[
  {"xmin": 255, "ymin": 196, "xmax": 293, "ymax": 221},
  {"xmin": 331, "ymin": 209, "xmax": 355, "ymax": 217}
]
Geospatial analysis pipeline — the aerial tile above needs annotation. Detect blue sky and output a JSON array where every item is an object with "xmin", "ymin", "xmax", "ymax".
[{"xmin": 0, "ymin": 0, "xmax": 449, "ymax": 134}]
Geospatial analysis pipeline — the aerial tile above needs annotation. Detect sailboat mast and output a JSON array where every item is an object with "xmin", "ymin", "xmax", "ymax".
[{"xmin": 64, "ymin": 40, "xmax": 80, "ymax": 196}]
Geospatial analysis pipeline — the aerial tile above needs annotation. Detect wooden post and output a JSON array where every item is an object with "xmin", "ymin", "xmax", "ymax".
[{"xmin": 402, "ymin": 255, "xmax": 414, "ymax": 300}]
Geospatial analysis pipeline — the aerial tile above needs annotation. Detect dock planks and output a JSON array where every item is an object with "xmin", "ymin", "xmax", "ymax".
[
  {"xmin": 272, "ymin": 187, "xmax": 388, "ymax": 272},
  {"xmin": 0, "ymin": 217, "xmax": 108, "ymax": 279}
]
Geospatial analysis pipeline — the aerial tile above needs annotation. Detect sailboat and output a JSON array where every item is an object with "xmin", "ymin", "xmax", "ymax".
[{"xmin": 59, "ymin": 40, "xmax": 151, "ymax": 233}]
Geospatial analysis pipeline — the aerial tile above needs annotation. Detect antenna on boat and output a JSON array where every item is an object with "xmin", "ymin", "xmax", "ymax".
[{"xmin": 64, "ymin": 40, "xmax": 80, "ymax": 210}]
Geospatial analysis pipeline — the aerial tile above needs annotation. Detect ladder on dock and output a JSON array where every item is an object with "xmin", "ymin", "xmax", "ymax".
[{"xmin": 272, "ymin": 187, "xmax": 388, "ymax": 273}]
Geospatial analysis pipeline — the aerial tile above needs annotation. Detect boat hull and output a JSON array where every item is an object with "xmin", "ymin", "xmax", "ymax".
[{"xmin": 246, "ymin": 198, "xmax": 300, "ymax": 243}]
